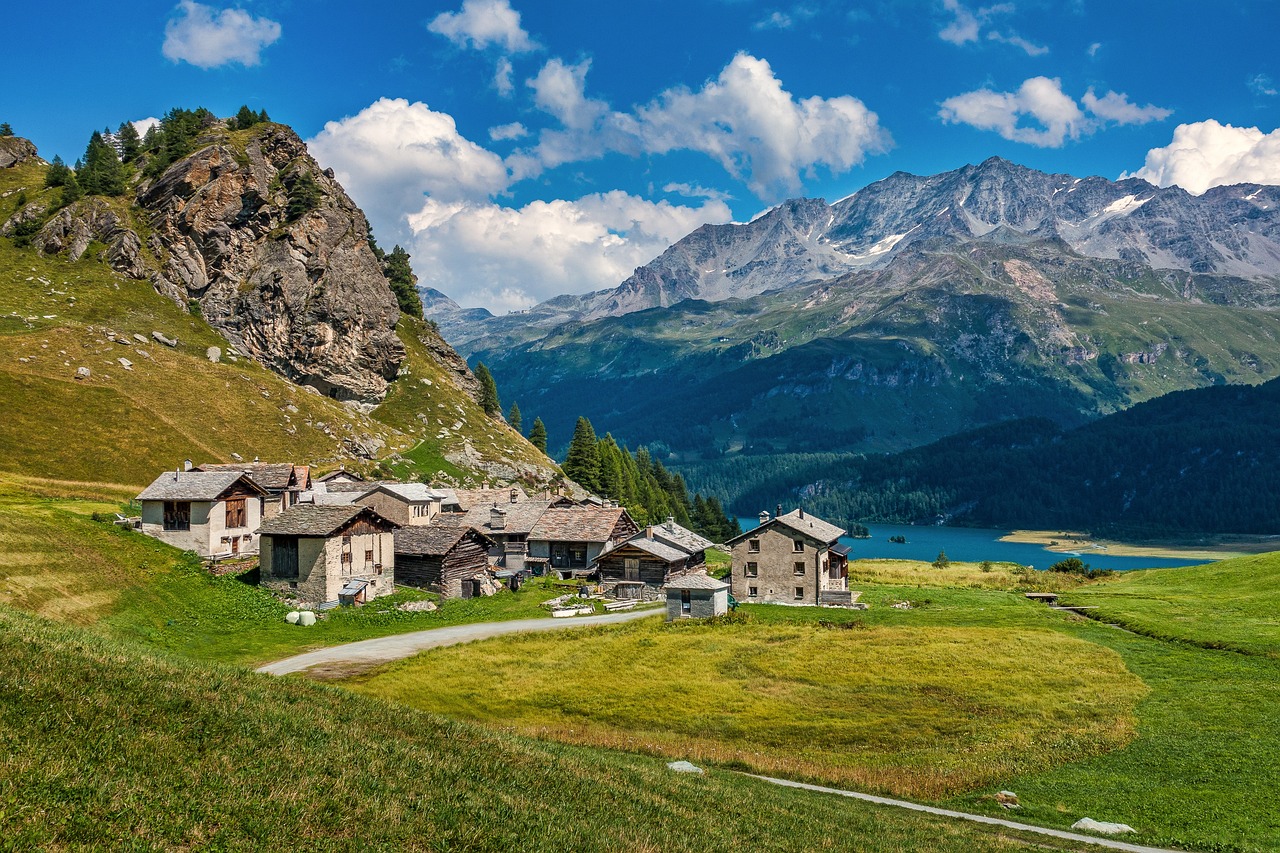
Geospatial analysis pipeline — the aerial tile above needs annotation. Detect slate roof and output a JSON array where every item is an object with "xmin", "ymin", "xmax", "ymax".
[
  {"xmin": 598, "ymin": 537, "xmax": 689, "ymax": 564},
  {"xmin": 451, "ymin": 486, "xmax": 529, "ymax": 511},
  {"xmin": 258, "ymin": 505, "xmax": 395, "ymax": 537},
  {"xmin": 309, "ymin": 492, "xmax": 358, "ymax": 506},
  {"xmin": 196, "ymin": 462, "xmax": 297, "ymax": 492},
  {"xmin": 358, "ymin": 482, "xmax": 451, "ymax": 503},
  {"xmin": 725, "ymin": 508, "xmax": 845, "ymax": 547},
  {"xmin": 646, "ymin": 519, "xmax": 714, "ymax": 554},
  {"xmin": 317, "ymin": 469, "xmax": 365, "ymax": 483},
  {"xmin": 138, "ymin": 470, "xmax": 266, "ymax": 502},
  {"xmin": 461, "ymin": 499, "xmax": 554, "ymax": 536},
  {"xmin": 395, "ymin": 523, "xmax": 492, "ymax": 556},
  {"xmin": 665, "ymin": 572, "xmax": 729, "ymax": 591},
  {"xmin": 528, "ymin": 506, "xmax": 634, "ymax": 543}
]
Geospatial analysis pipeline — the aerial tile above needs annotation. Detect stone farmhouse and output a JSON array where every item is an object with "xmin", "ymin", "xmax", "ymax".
[
  {"xmin": 354, "ymin": 482, "xmax": 454, "ymax": 527},
  {"xmin": 258, "ymin": 504, "xmax": 398, "ymax": 605},
  {"xmin": 137, "ymin": 469, "xmax": 269, "ymax": 558},
  {"xmin": 527, "ymin": 505, "xmax": 640, "ymax": 580},
  {"xmin": 595, "ymin": 518, "xmax": 712, "ymax": 600},
  {"xmin": 726, "ymin": 507, "xmax": 850, "ymax": 605}
]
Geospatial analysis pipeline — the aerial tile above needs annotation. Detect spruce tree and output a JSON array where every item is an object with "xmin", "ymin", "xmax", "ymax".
[
  {"xmin": 0, "ymin": 123, "xmax": 13, "ymax": 136},
  {"xmin": 232, "ymin": 105, "xmax": 258, "ymax": 130},
  {"xmin": 473, "ymin": 362, "xmax": 501, "ymax": 416},
  {"xmin": 116, "ymin": 121, "xmax": 141, "ymax": 163},
  {"xmin": 78, "ymin": 131, "xmax": 127, "ymax": 196},
  {"xmin": 382, "ymin": 245, "xmax": 424, "ymax": 318},
  {"xmin": 508, "ymin": 402, "xmax": 522, "ymax": 433},
  {"xmin": 44, "ymin": 156, "xmax": 73, "ymax": 188},
  {"xmin": 529, "ymin": 417, "xmax": 548, "ymax": 454},
  {"xmin": 562, "ymin": 416, "xmax": 601, "ymax": 492}
]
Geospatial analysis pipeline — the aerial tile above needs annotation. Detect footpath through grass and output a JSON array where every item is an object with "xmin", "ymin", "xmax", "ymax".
[{"xmin": 0, "ymin": 605, "xmax": 1080, "ymax": 852}]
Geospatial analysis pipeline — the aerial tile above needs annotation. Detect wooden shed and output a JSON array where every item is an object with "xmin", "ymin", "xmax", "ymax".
[{"xmin": 394, "ymin": 521, "xmax": 495, "ymax": 598}]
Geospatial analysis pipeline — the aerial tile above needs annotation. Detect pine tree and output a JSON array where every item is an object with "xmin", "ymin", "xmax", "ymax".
[
  {"xmin": 44, "ymin": 156, "xmax": 73, "ymax": 188},
  {"xmin": 562, "ymin": 416, "xmax": 601, "ymax": 492},
  {"xmin": 473, "ymin": 362, "xmax": 501, "ymax": 416},
  {"xmin": 232, "ymin": 105, "xmax": 258, "ymax": 130},
  {"xmin": 382, "ymin": 245, "xmax": 423, "ymax": 318},
  {"xmin": 78, "ymin": 131, "xmax": 127, "ymax": 196},
  {"xmin": 284, "ymin": 170, "xmax": 322, "ymax": 221},
  {"xmin": 59, "ymin": 173, "xmax": 83, "ymax": 208},
  {"xmin": 508, "ymin": 402, "xmax": 522, "ymax": 433},
  {"xmin": 116, "ymin": 121, "xmax": 141, "ymax": 163},
  {"xmin": 529, "ymin": 418, "xmax": 548, "ymax": 454},
  {"xmin": 0, "ymin": 123, "xmax": 13, "ymax": 136}
]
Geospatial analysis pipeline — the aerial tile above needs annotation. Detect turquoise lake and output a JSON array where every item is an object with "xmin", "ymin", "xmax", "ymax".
[{"xmin": 737, "ymin": 519, "xmax": 1204, "ymax": 571}]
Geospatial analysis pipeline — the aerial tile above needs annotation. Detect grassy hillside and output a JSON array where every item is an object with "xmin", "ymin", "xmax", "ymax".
[
  {"xmin": 0, "ymin": 154, "xmax": 554, "ymax": 487},
  {"xmin": 0, "ymin": 605, "xmax": 1074, "ymax": 852},
  {"xmin": 345, "ymin": 556, "xmax": 1280, "ymax": 852},
  {"xmin": 1061, "ymin": 551, "xmax": 1280, "ymax": 656}
]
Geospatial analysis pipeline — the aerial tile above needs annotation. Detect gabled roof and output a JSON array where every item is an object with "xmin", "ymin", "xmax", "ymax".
[
  {"xmin": 196, "ymin": 462, "xmax": 298, "ymax": 492},
  {"xmin": 358, "ymin": 482, "xmax": 450, "ymax": 504},
  {"xmin": 646, "ymin": 519, "xmax": 713, "ymax": 554},
  {"xmin": 395, "ymin": 523, "xmax": 494, "ymax": 557},
  {"xmin": 665, "ymin": 572, "xmax": 729, "ymax": 591},
  {"xmin": 725, "ymin": 508, "xmax": 845, "ymax": 547},
  {"xmin": 528, "ymin": 506, "xmax": 635, "ymax": 543},
  {"xmin": 316, "ymin": 469, "xmax": 365, "ymax": 483},
  {"xmin": 450, "ymin": 486, "xmax": 528, "ymax": 511},
  {"xmin": 599, "ymin": 537, "xmax": 689, "ymax": 564},
  {"xmin": 460, "ymin": 499, "xmax": 554, "ymax": 536},
  {"xmin": 138, "ymin": 470, "xmax": 268, "ymax": 502},
  {"xmin": 310, "ymin": 492, "xmax": 358, "ymax": 506},
  {"xmin": 259, "ymin": 504, "xmax": 396, "ymax": 537}
]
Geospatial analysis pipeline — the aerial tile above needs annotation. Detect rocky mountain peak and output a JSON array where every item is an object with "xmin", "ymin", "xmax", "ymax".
[{"xmin": 0, "ymin": 136, "xmax": 39, "ymax": 169}]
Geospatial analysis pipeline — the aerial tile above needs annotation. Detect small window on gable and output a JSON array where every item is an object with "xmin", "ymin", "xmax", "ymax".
[
  {"xmin": 748, "ymin": 539, "xmax": 760, "ymax": 553},
  {"xmin": 793, "ymin": 539, "xmax": 805, "ymax": 552}
]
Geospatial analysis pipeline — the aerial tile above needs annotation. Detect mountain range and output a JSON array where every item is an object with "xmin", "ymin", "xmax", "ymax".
[{"xmin": 429, "ymin": 158, "xmax": 1280, "ymax": 463}]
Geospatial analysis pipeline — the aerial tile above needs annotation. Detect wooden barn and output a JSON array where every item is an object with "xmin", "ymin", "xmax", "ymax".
[
  {"xmin": 394, "ymin": 521, "xmax": 495, "ymax": 598},
  {"xmin": 595, "ymin": 518, "xmax": 713, "ymax": 599}
]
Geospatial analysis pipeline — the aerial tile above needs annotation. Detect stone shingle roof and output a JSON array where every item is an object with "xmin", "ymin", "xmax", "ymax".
[
  {"xmin": 460, "ymin": 500, "xmax": 554, "ymax": 536},
  {"xmin": 258, "ymin": 505, "xmax": 394, "ymax": 537},
  {"xmin": 646, "ymin": 519, "xmax": 714, "ymax": 554},
  {"xmin": 528, "ymin": 506, "xmax": 634, "ymax": 543},
  {"xmin": 359, "ymin": 482, "xmax": 450, "ymax": 503},
  {"xmin": 598, "ymin": 537, "xmax": 689, "ymax": 564},
  {"xmin": 395, "ymin": 523, "xmax": 491, "ymax": 556},
  {"xmin": 451, "ymin": 487, "xmax": 529, "ymax": 511},
  {"xmin": 665, "ymin": 572, "xmax": 729, "ymax": 591},
  {"xmin": 138, "ymin": 470, "xmax": 265, "ymax": 502},
  {"xmin": 196, "ymin": 462, "xmax": 297, "ymax": 492},
  {"xmin": 726, "ymin": 508, "xmax": 845, "ymax": 547}
]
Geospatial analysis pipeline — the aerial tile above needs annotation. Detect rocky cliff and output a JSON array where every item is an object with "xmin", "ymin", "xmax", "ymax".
[{"xmin": 13, "ymin": 123, "xmax": 404, "ymax": 402}]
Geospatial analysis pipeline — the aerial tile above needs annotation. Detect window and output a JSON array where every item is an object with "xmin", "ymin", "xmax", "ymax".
[
  {"xmin": 748, "ymin": 539, "xmax": 760, "ymax": 553},
  {"xmin": 225, "ymin": 498, "xmax": 246, "ymax": 528},
  {"xmin": 681, "ymin": 590, "xmax": 691, "ymax": 614},
  {"xmin": 365, "ymin": 549, "xmax": 374, "ymax": 565},
  {"xmin": 794, "ymin": 586, "xmax": 804, "ymax": 600},
  {"xmin": 162, "ymin": 501, "xmax": 190, "ymax": 531},
  {"xmin": 794, "ymin": 562, "xmax": 806, "ymax": 576},
  {"xmin": 341, "ymin": 551, "xmax": 352, "ymax": 565},
  {"xmin": 745, "ymin": 562, "xmax": 758, "ymax": 577},
  {"xmin": 748, "ymin": 586, "xmax": 758, "ymax": 597},
  {"xmin": 793, "ymin": 539, "xmax": 805, "ymax": 552}
]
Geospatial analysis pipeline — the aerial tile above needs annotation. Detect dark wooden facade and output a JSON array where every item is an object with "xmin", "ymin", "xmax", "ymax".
[
  {"xmin": 395, "ymin": 525, "xmax": 494, "ymax": 599},
  {"xmin": 597, "ymin": 542, "xmax": 705, "ymax": 586}
]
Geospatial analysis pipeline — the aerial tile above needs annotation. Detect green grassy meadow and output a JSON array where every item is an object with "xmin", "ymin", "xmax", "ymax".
[{"xmin": 0, "ymin": 605, "xmax": 1071, "ymax": 852}]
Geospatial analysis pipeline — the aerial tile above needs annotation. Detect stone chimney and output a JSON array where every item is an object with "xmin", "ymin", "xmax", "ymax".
[
  {"xmin": 645, "ymin": 525, "xmax": 653, "ymax": 538},
  {"xmin": 490, "ymin": 505, "xmax": 507, "ymax": 531},
  {"xmin": 510, "ymin": 488, "xmax": 519, "ymax": 503},
  {"xmin": 758, "ymin": 510, "xmax": 770, "ymax": 527},
  {"xmin": 777, "ymin": 503, "xmax": 783, "ymax": 519},
  {"xmin": 799, "ymin": 507, "xmax": 805, "ymax": 520},
  {"xmin": 183, "ymin": 459, "xmax": 192, "ymax": 472},
  {"xmin": 665, "ymin": 516, "xmax": 676, "ymax": 531}
]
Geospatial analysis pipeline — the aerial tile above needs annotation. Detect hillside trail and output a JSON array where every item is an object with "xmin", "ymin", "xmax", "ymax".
[{"xmin": 256, "ymin": 606, "xmax": 661, "ymax": 677}]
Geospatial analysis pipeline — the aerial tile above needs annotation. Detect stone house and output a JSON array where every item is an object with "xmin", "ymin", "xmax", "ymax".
[
  {"xmin": 455, "ymin": 499, "xmax": 555, "ymax": 571},
  {"xmin": 316, "ymin": 468, "xmax": 365, "ymax": 486},
  {"xmin": 394, "ymin": 519, "xmax": 495, "ymax": 598},
  {"xmin": 137, "ymin": 469, "xmax": 269, "ymax": 557},
  {"xmin": 665, "ymin": 573, "xmax": 730, "ymax": 620},
  {"xmin": 595, "ymin": 518, "xmax": 712, "ymax": 599},
  {"xmin": 527, "ymin": 505, "xmax": 640, "ymax": 580},
  {"xmin": 258, "ymin": 505, "xmax": 398, "ymax": 605},
  {"xmin": 725, "ymin": 508, "xmax": 849, "ymax": 605},
  {"xmin": 355, "ymin": 482, "xmax": 452, "ymax": 527},
  {"xmin": 196, "ymin": 461, "xmax": 312, "ymax": 518}
]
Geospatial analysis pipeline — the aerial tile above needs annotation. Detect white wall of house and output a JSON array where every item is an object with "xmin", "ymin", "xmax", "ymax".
[{"xmin": 140, "ymin": 497, "xmax": 262, "ymax": 557}]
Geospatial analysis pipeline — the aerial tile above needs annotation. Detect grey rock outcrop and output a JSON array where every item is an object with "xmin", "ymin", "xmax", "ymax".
[{"xmin": 0, "ymin": 136, "xmax": 39, "ymax": 169}]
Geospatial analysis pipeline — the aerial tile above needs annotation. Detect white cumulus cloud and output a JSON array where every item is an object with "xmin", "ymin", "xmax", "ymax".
[
  {"xmin": 1125, "ymin": 120, "xmax": 1280, "ymax": 194},
  {"xmin": 939, "ymin": 0, "xmax": 1045, "ymax": 55},
  {"xmin": 405, "ymin": 192, "xmax": 733, "ymax": 311},
  {"xmin": 132, "ymin": 117, "xmax": 162, "ymax": 136},
  {"xmin": 489, "ymin": 121, "xmax": 529, "ymax": 141},
  {"xmin": 162, "ymin": 1, "xmax": 281, "ymax": 69},
  {"xmin": 428, "ymin": 0, "xmax": 537, "ymax": 53},
  {"xmin": 307, "ymin": 98, "xmax": 511, "ymax": 236},
  {"xmin": 939, "ymin": 76, "xmax": 1169, "ymax": 147},
  {"xmin": 515, "ymin": 52, "xmax": 891, "ymax": 201}
]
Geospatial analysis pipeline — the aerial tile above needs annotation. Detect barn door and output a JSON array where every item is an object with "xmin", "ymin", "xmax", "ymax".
[{"xmin": 275, "ymin": 537, "xmax": 299, "ymax": 579}]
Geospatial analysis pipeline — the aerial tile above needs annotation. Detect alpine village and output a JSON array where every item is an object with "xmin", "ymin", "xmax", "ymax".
[{"xmin": 4, "ymin": 3, "xmax": 1280, "ymax": 851}]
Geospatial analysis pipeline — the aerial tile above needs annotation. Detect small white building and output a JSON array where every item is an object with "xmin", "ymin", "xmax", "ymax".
[{"xmin": 137, "ymin": 470, "xmax": 269, "ymax": 557}]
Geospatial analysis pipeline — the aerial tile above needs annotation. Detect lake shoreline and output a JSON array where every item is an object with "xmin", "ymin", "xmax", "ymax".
[{"xmin": 999, "ymin": 529, "xmax": 1280, "ymax": 561}]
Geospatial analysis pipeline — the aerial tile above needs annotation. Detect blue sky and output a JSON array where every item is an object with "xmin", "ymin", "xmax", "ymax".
[{"xmin": 4, "ymin": 0, "xmax": 1279, "ymax": 310}]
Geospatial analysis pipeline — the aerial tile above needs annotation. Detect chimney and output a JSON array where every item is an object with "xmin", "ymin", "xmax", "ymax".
[
  {"xmin": 777, "ymin": 503, "xmax": 783, "ymax": 520},
  {"xmin": 490, "ymin": 506, "xmax": 507, "ymax": 531},
  {"xmin": 665, "ymin": 516, "xmax": 675, "ymax": 531},
  {"xmin": 253, "ymin": 456, "xmax": 260, "ymax": 463},
  {"xmin": 645, "ymin": 525, "xmax": 653, "ymax": 538},
  {"xmin": 758, "ymin": 510, "xmax": 770, "ymax": 527},
  {"xmin": 183, "ymin": 459, "xmax": 192, "ymax": 472},
  {"xmin": 510, "ymin": 488, "xmax": 518, "ymax": 503},
  {"xmin": 799, "ymin": 507, "xmax": 805, "ymax": 520}
]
